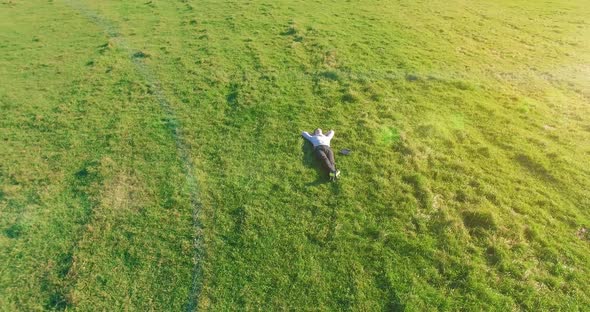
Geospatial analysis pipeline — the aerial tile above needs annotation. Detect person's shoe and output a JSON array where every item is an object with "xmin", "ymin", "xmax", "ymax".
[{"xmin": 330, "ymin": 170, "xmax": 341, "ymax": 181}]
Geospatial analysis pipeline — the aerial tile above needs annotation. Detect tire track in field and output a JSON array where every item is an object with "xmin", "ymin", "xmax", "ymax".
[{"xmin": 61, "ymin": 1, "xmax": 205, "ymax": 310}]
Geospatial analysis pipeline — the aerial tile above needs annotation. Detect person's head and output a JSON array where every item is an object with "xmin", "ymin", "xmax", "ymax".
[{"xmin": 314, "ymin": 128, "xmax": 322, "ymax": 135}]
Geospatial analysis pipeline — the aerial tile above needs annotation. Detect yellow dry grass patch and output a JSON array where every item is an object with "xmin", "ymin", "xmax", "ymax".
[{"xmin": 102, "ymin": 172, "xmax": 136, "ymax": 214}]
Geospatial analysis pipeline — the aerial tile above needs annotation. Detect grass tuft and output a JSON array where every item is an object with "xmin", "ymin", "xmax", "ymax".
[
  {"xmin": 132, "ymin": 51, "xmax": 150, "ymax": 59},
  {"xmin": 406, "ymin": 74, "xmax": 420, "ymax": 81},
  {"xmin": 462, "ymin": 210, "xmax": 497, "ymax": 231},
  {"xmin": 4, "ymin": 223, "xmax": 26, "ymax": 239},
  {"xmin": 341, "ymin": 88, "xmax": 360, "ymax": 103},
  {"xmin": 403, "ymin": 174, "xmax": 433, "ymax": 209}
]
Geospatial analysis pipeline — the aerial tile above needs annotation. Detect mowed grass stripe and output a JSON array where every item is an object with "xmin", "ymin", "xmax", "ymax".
[
  {"xmin": 58, "ymin": 0, "xmax": 206, "ymax": 309},
  {"xmin": 62, "ymin": 2, "xmax": 206, "ymax": 309},
  {"xmin": 0, "ymin": 1, "xmax": 137, "ymax": 309},
  {"xmin": 0, "ymin": 1, "xmax": 200, "ymax": 310}
]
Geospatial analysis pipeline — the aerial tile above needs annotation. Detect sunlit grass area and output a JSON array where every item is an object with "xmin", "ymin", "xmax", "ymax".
[{"xmin": 1, "ymin": 0, "xmax": 589, "ymax": 310}]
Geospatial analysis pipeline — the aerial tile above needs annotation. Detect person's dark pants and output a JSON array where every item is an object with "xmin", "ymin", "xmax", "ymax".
[{"xmin": 314, "ymin": 145, "xmax": 336, "ymax": 174}]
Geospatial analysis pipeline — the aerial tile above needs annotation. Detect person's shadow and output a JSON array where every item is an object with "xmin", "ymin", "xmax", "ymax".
[
  {"xmin": 300, "ymin": 140, "xmax": 342, "ymax": 246},
  {"xmin": 301, "ymin": 140, "xmax": 330, "ymax": 186}
]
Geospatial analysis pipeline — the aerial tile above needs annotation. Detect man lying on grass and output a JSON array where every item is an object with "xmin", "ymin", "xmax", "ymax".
[{"xmin": 302, "ymin": 128, "xmax": 341, "ymax": 181}]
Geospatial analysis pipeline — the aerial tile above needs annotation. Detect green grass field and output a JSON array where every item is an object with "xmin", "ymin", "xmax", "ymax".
[{"xmin": 1, "ymin": 0, "xmax": 589, "ymax": 310}]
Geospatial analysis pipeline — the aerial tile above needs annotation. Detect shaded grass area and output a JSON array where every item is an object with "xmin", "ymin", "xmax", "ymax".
[{"xmin": 1, "ymin": 0, "xmax": 589, "ymax": 310}]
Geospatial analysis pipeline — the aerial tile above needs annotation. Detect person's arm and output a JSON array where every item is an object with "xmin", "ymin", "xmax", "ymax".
[
  {"xmin": 301, "ymin": 131, "xmax": 312, "ymax": 141},
  {"xmin": 326, "ymin": 130, "xmax": 335, "ymax": 139}
]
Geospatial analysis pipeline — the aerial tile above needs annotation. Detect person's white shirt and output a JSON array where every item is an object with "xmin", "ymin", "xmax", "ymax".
[{"xmin": 302, "ymin": 130, "xmax": 334, "ymax": 147}]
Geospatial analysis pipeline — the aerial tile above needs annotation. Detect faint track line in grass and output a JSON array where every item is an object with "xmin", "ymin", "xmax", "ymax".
[{"xmin": 61, "ymin": 1, "xmax": 205, "ymax": 310}]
